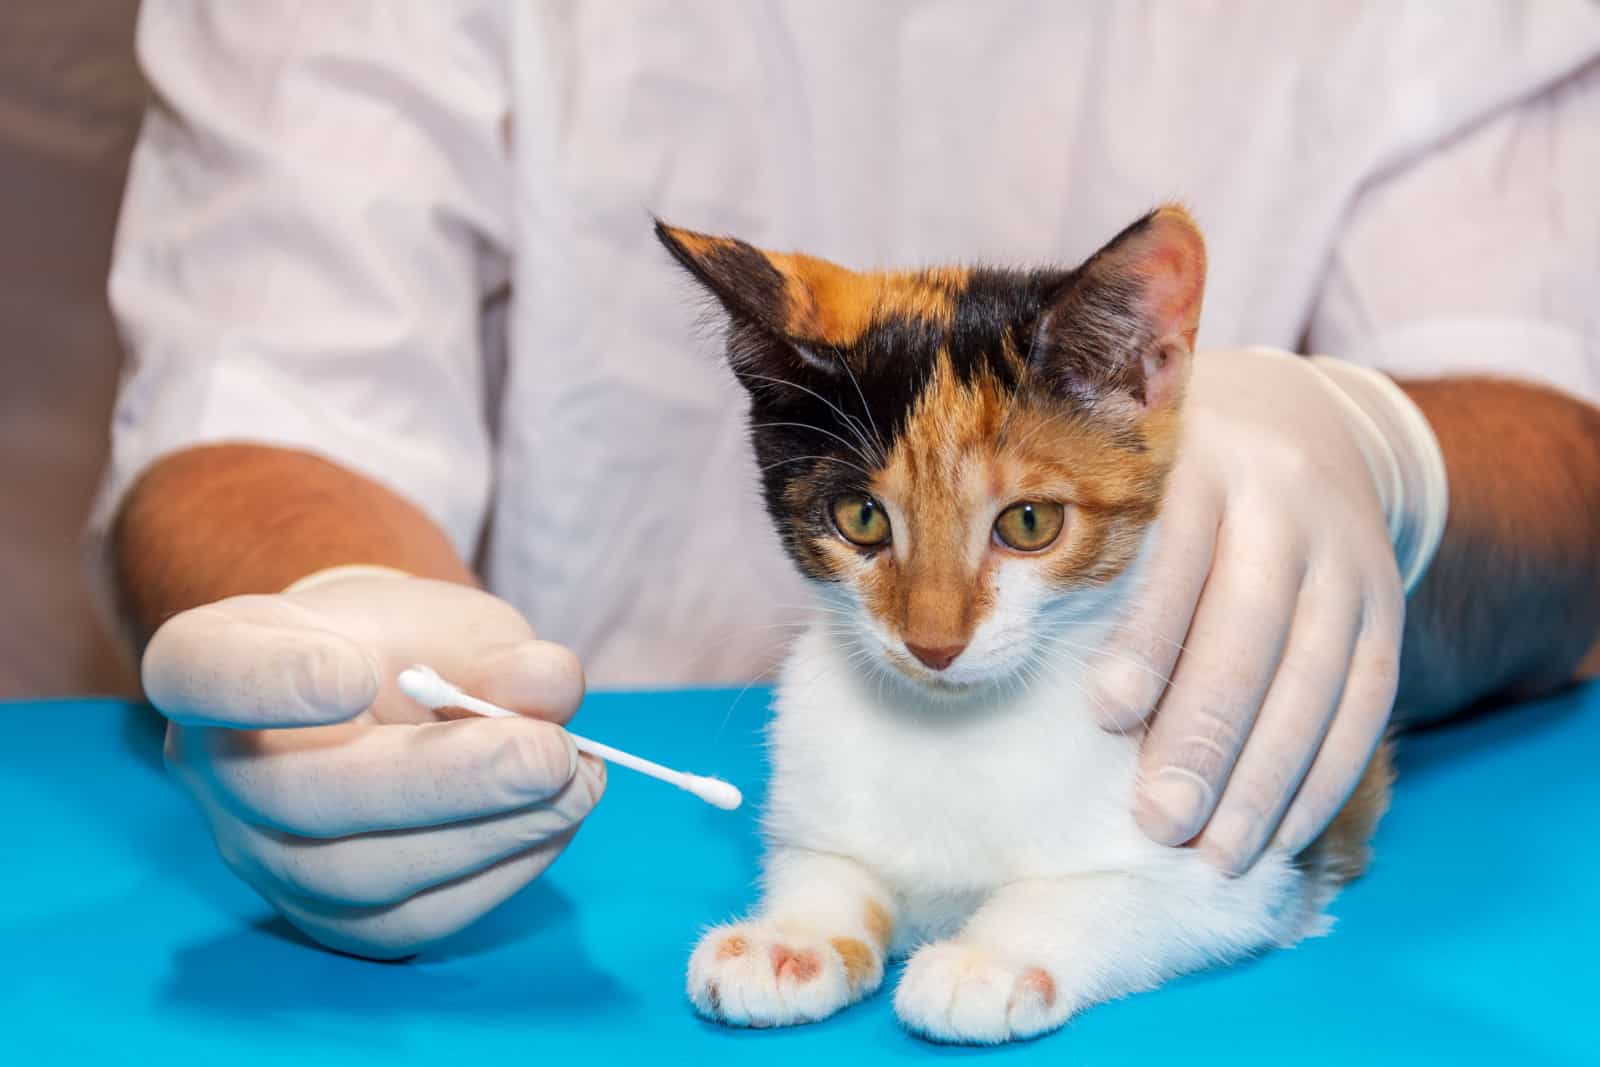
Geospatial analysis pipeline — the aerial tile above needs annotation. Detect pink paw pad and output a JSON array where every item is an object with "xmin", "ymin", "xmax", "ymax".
[
  {"xmin": 770, "ymin": 945, "xmax": 822, "ymax": 983},
  {"xmin": 1016, "ymin": 966, "xmax": 1056, "ymax": 1008}
]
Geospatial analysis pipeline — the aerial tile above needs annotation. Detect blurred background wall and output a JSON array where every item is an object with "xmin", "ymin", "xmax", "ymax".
[{"xmin": 0, "ymin": 1, "xmax": 144, "ymax": 697}]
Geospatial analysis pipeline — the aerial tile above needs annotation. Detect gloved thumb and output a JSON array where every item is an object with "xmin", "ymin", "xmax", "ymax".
[
  {"xmin": 143, "ymin": 596, "xmax": 380, "ymax": 728},
  {"xmin": 460, "ymin": 639, "xmax": 587, "ymax": 726}
]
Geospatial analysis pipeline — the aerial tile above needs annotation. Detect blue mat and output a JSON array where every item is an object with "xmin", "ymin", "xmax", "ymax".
[{"xmin": 3, "ymin": 683, "xmax": 1595, "ymax": 1065}]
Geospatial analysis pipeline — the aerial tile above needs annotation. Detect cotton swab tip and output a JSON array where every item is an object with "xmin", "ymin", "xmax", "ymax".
[
  {"xmin": 396, "ymin": 664, "xmax": 457, "ymax": 709},
  {"xmin": 684, "ymin": 775, "xmax": 743, "ymax": 811}
]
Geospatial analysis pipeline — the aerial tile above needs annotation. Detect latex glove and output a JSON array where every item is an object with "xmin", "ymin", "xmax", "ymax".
[
  {"xmin": 143, "ymin": 568, "xmax": 604, "ymax": 959},
  {"xmin": 1093, "ymin": 348, "xmax": 1447, "ymax": 874}
]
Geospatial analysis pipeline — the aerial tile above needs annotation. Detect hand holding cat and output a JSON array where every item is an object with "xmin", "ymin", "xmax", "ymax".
[
  {"xmin": 141, "ymin": 570, "xmax": 605, "ymax": 958},
  {"xmin": 1091, "ymin": 347, "xmax": 1446, "ymax": 874}
]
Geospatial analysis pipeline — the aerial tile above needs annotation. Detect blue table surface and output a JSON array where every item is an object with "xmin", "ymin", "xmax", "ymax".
[{"xmin": 3, "ymin": 683, "xmax": 1597, "ymax": 1066}]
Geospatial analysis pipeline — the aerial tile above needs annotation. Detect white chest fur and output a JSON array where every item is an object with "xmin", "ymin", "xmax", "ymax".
[{"xmin": 763, "ymin": 620, "xmax": 1193, "ymax": 943}]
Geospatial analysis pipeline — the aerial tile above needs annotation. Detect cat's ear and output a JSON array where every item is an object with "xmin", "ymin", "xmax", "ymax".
[
  {"xmin": 1030, "ymin": 205, "xmax": 1206, "ymax": 414},
  {"xmin": 656, "ymin": 220, "xmax": 869, "ymax": 380}
]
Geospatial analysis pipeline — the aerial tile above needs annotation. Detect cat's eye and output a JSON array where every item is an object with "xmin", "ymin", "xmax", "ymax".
[
  {"xmin": 993, "ymin": 501, "xmax": 1065, "ymax": 552},
  {"xmin": 831, "ymin": 493, "xmax": 891, "ymax": 548}
]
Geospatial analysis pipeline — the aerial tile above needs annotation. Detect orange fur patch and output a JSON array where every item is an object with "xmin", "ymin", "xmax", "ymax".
[
  {"xmin": 1301, "ymin": 741, "xmax": 1394, "ymax": 884},
  {"xmin": 865, "ymin": 355, "xmax": 1006, "ymax": 650},
  {"xmin": 864, "ymin": 900, "xmax": 894, "ymax": 950},
  {"xmin": 764, "ymin": 253, "xmax": 968, "ymax": 348},
  {"xmin": 830, "ymin": 937, "xmax": 876, "ymax": 991},
  {"xmin": 716, "ymin": 934, "xmax": 748, "ymax": 960}
]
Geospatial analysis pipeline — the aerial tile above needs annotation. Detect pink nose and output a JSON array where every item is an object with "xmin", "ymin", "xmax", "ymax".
[{"xmin": 905, "ymin": 641, "xmax": 966, "ymax": 671}]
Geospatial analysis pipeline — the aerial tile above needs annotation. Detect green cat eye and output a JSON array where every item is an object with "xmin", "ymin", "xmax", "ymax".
[
  {"xmin": 831, "ymin": 493, "xmax": 891, "ymax": 548},
  {"xmin": 993, "ymin": 501, "xmax": 1065, "ymax": 552}
]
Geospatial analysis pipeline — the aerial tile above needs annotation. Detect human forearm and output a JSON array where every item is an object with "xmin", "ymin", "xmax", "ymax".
[
  {"xmin": 112, "ymin": 443, "xmax": 476, "ymax": 648},
  {"xmin": 1395, "ymin": 378, "xmax": 1600, "ymax": 724}
]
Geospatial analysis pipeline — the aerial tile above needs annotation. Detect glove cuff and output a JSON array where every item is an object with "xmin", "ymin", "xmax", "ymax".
[
  {"xmin": 1306, "ymin": 355, "xmax": 1449, "ymax": 593},
  {"xmin": 285, "ymin": 564, "xmax": 413, "ymax": 593}
]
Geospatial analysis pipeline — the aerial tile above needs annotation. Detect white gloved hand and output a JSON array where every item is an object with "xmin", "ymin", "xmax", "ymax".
[
  {"xmin": 142, "ymin": 569, "xmax": 604, "ymax": 959},
  {"xmin": 1091, "ymin": 347, "xmax": 1447, "ymax": 874}
]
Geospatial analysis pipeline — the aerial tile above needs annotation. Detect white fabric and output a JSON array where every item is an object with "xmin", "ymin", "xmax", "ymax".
[
  {"xmin": 96, "ymin": 1, "xmax": 1600, "ymax": 686},
  {"xmin": 1305, "ymin": 53, "xmax": 1600, "ymax": 402}
]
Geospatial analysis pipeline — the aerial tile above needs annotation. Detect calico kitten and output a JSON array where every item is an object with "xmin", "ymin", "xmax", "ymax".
[{"xmin": 657, "ymin": 207, "xmax": 1391, "ymax": 1044}]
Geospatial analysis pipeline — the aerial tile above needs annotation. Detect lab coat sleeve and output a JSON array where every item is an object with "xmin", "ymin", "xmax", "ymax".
[
  {"xmin": 92, "ymin": 1, "xmax": 513, "ymax": 570},
  {"xmin": 1305, "ymin": 58, "xmax": 1600, "ymax": 405}
]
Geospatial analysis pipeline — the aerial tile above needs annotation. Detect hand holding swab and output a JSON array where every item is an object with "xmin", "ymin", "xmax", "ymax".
[{"xmin": 397, "ymin": 664, "xmax": 742, "ymax": 811}]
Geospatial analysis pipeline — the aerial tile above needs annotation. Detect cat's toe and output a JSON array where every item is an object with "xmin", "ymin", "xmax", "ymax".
[
  {"xmin": 687, "ymin": 921, "xmax": 863, "ymax": 1027},
  {"xmin": 895, "ymin": 942, "xmax": 1012, "ymax": 1044},
  {"xmin": 1004, "ymin": 966, "xmax": 1062, "ymax": 1039},
  {"xmin": 894, "ymin": 943, "xmax": 1066, "ymax": 1044}
]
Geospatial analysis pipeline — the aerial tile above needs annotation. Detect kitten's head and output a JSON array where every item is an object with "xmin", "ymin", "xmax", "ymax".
[{"xmin": 658, "ymin": 207, "xmax": 1205, "ymax": 695}]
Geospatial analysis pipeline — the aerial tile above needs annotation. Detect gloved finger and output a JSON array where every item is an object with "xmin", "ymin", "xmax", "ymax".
[
  {"xmin": 170, "ymin": 714, "xmax": 581, "ymax": 837},
  {"xmin": 457, "ymin": 639, "xmax": 586, "ymax": 725},
  {"xmin": 1274, "ymin": 594, "xmax": 1403, "ymax": 855},
  {"xmin": 1134, "ymin": 521, "xmax": 1304, "ymax": 846},
  {"xmin": 1192, "ymin": 578, "xmax": 1363, "ymax": 875},
  {"xmin": 1089, "ymin": 470, "xmax": 1220, "ymax": 731},
  {"xmin": 220, "ymin": 756, "xmax": 605, "ymax": 908},
  {"xmin": 143, "ymin": 598, "xmax": 379, "ymax": 728},
  {"xmin": 270, "ymin": 827, "xmax": 585, "ymax": 960}
]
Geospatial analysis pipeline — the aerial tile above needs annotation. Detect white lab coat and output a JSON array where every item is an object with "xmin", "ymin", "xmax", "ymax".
[{"xmin": 97, "ymin": 1, "xmax": 1600, "ymax": 686}]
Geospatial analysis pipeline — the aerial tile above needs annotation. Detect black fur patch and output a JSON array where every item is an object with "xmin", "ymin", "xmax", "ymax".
[{"xmin": 655, "ymin": 221, "xmax": 792, "ymax": 339}]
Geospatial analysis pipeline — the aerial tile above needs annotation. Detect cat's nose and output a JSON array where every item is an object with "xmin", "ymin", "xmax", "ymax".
[{"xmin": 905, "ymin": 641, "xmax": 967, "ymax": 672}]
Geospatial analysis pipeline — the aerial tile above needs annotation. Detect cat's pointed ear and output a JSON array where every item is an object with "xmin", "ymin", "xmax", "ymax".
[
  {"xmin": 656, "ymin": 220, "xmax": 870, "ymax": 379},
  {"xmin": 1031, "ymin": 205, "xmax": 1207, "ymax": 414}
]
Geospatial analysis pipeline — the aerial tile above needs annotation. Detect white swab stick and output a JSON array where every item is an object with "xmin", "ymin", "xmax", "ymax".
[{"xmin": 396, "ymin": 664, "xmax": 742, "ymax": 811}]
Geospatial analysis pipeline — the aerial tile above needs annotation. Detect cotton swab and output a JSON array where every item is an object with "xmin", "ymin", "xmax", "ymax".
[{"xmin": 396, "ymin": 664, "xmax": 743, "ymax": 811}]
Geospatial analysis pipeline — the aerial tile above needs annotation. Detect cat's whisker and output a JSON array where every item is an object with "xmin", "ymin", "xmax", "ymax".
[
  {"xmin": 668, "ymin": 612, "xmax": 866, "ymax": 686},
  {"xmin": 749, "ymin": 421, "xmax": 881, "ymax": 471},
  {"xmin": 714, "ymin": 655, "xmax": 793, "ymax": 738},
  {"xmin": 767, "ymin": 601, "xmax": 860, "ymax": 622},
  {"xmin": 1106, "ymin": 624, "xmax": 1193, "ymax": 656},
  {"xmin": 759, "ymin": 454, "xmax": 875, "ymax": 478},
  {"xmin": 821, "ymin": 344, "xmax": 889, "ymax": 463},
  {"xmin": 1029, "ymin": 633, "xmax": 1187, "ymax": 710},
  {"xmin": 785, "ymin": 644, "xmax": 862, "ymax": 696},
  {"xmin": 1035, "ymin": 631, "xmax": 1173, "ymax": 675},
  {"xmin": 1040, "ymin": 634, "xmax": 1181, "ymax": 691},
  {"xmin": 1024, "ymin": 647, "xmax": 1114, "ymax": 716},
  {"xmin": 704, "ymin": 619, "xmax": 879, "ymax": 721},
  {"xmin": 740, "ymin": 370, "xmax": 882, "ymax": 465}
]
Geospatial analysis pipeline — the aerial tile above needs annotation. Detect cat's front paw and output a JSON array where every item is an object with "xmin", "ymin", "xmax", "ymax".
[
  {"xmin": 687, "ymin": 920, "xmax": 882, "ymax": 1028},
  {"xmin": 893, "ymin": 941, "xmax": 1068, "ymax": 1044}
]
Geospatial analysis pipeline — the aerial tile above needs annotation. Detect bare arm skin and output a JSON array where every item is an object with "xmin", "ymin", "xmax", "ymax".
[
  {"xmin": 1395, "ymin": 377, "xmax": 1600, "ymax": 725},
  {"xmin": 113, "ymin": 442, "xmax": 477, "ymax": 648}
]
